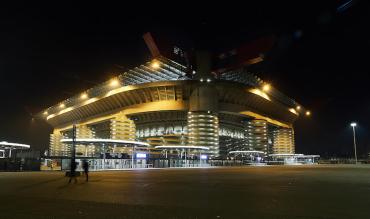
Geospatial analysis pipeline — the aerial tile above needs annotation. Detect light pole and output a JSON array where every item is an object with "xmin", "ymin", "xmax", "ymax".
[
  {"xmin": 350, "ymin": 122, "xmax": 357, "ymax": 164},
  {"xmin": 71, "ymin": 124, "xmax": 77, "ymax": 172}
]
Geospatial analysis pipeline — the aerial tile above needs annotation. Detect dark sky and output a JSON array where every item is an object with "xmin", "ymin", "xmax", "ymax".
[{"xmin": 1, "ymin": 1, "xmax": 369, "ymax": 158}]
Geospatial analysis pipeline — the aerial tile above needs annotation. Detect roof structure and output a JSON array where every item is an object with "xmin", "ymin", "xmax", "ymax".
[
  {"xmin": 38, "ymin": 56, "xmax": 306, "ymax": 129},
  {"xmin": 0, "ymin": 141, "xmax": 30, "ymax": 149},
  {"xmin": 40, "ymin": 57, "xmax": 301, "ymax": 116},
  {"xmin": 41, "ymin": 57, "xmax": 189, "ymax": 117}
]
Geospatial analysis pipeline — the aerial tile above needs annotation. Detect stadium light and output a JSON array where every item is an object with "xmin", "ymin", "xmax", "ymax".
[
  {"xmin": 296, "ymin": 106, "xmax": 301, "ymax": 110},
  {"xmin": 110, "ymin": 79, "xmax": 119, "ymax": 87},
  {"xmin": 262, "ymin": 83, "xmax": 270, "ymax": 92},
  {"xmin": 151, "ymin": 60, "xmax": 160, "ymax": 69},
  {"xmin": 59, "ymin": 103, "xmax": 65, "ymax": 108},
  {"xmin": 305, "ymin": 111, "xmax": 311, "ymax": 116},
  {"xmin": 80, "ymin": 93, "xmax": 88, "ymax": 99}
]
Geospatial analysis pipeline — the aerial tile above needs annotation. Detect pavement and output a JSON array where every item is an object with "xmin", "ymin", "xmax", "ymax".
[{"xmin": 1, "ymin": 165, "xmax": 370, "ymax": 218}]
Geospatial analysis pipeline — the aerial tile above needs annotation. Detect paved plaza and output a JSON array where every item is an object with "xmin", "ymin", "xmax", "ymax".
[{"xmin": 1, "ymin": 165, "xmax": 370, "ymax": 218}]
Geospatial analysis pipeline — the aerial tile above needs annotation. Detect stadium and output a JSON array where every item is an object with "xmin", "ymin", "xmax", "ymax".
[{"xmin": 38, "ymin": 33, "xmax": 314, "ymax": 169}]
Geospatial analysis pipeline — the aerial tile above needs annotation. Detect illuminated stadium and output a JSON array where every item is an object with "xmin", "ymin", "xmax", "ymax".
[{"xmin": 38, "ymin": 33, "xmax": 313, "ymax": 169}]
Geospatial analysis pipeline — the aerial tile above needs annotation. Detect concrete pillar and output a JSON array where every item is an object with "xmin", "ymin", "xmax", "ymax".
[
  {"xmin": 188, "ymin": 50, "xmax": 220, "ymax": 157},
  {"xmin": 49, "ymin": 131, "xmax": 63, "ymax": 156},
  {"xmin": 110, "ymin": 114, "xmax": 136, "ymax": 141},
  {"xmin": 187, "ymin": 111, "xmax": 219, "ymax": 157},
  {"xmin": 110, "ymin": 113, "xmax": 136, "ymax": 154},
  {"xmin": 244, "ymin": 119, "xmax": 268, "ymax": 154},
  {"xmin": 76, "ymin": 124, "xmax": 94, "ymax": 156},
  {"xmin": 272, "ymin": 127, "xmax": 295, "ymax": 154}
]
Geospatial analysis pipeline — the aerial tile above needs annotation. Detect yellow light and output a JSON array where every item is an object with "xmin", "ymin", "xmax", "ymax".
[
  {"xmin": 249, "ymin": 88, "xmax": 271, "ymax": 101},
  {"xmin": 262, "ymin": 84, "xmax": 270, "ymax": 92},
  {"xmin": 289, "ymin": 108, "xmax": 298, "ymax": 115},
  {"xmin": 80, "ymin": 93, "xmax": 88, "ymax": 99},
  {"xmin": 296, "ymin": 106, "xmax": 301, "ymax": 110},
  {"xmin": 43, "ymin": 111, "xmax": 48, "ymax": 115},
  {"xmin": 110, "ymin": 79, "xmax": 119, "ymax": 87},
  {"xmin": 305, "ymin": 111, "xmax": 311, "ymax": 116},
  {"xmin": 59, "ymin": 103, "xmax": 65, "ymax": 108},
  {"xmin": 151, "ymin": 60, "xmax": 160, "ymax": 69}
]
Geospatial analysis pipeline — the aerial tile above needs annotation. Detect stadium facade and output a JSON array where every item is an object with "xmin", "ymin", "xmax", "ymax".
[{"xmin": 38, "ymin": 36, "xmax": 311, "ymax": 167}]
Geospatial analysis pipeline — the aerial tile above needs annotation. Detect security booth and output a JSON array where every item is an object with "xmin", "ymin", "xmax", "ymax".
[
  {"xmin": 268, "ymin": 154, "xmax": 320, "ymax": 165},
  {"xmin": 0, "ymin": 141, "xmax": 30, "ymax": 159},
  {"xmin": 0, "ymin": 141, "xmax": 41, "ymax": 171},
  {"xmin": 154, "ymin": 145, "xmax": 210, "ymax": 168},
  {"xmin": 60, "ymin": 138, "xmax": 150, "ymax": 170},
  {"xmin": 228, "ymin": 150, "xmax": 267, "ymax": 165}
]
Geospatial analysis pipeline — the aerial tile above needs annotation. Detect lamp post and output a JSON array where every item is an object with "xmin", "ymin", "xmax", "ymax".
[
  {"xmin": 71, "ymin": 124, "xmax": 77, "ymax": 172},
  {"xmin": 350, "ymin": 122, "xmax": 357, "ymax": 164}
]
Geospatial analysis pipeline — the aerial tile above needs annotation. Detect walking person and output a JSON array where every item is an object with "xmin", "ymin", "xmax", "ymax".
[
  {"xmin": 68, "ymin": 160, "xmax": 78, "ymax": 184},
  {"xmin": 82, "ymin": 159, "xmax": 89, "ymax": 182}
]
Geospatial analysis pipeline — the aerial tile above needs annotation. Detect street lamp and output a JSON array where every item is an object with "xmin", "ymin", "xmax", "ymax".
[{"xmin": 350, "ymin": 122, "xmax": 357, "ymax": 164}]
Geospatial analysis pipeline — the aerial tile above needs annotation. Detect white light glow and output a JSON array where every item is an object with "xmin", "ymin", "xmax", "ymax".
[
  {"xmin": 0, "ymin": 141, "xmax": 30, "ymax": 148},
  {"xmin": 200, "ymin": 155, "xmax": 208, "ymax": 159},
  {"xmin": 136, "ymin": 153, "xmax": 147, "ymax": 158}
]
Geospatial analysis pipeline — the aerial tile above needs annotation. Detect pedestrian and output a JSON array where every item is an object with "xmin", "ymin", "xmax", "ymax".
[
  {"xmin": 68, "ymin": 160, "xmax": 78, "ymax": 184},
  {"xmin": 82, "ymin": 159, "xmax": 89, "ymax": 182}
]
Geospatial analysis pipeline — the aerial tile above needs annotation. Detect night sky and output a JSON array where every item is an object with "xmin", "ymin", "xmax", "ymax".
[{"xmin": 1, "ymin": 1, "xmax": 369, "ymax": 158}]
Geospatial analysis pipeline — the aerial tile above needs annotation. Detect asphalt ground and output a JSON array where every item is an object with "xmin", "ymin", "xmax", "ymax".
[{"xmin": 1, "ymin": 165, "xmax": 370, "ymax": 219}]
